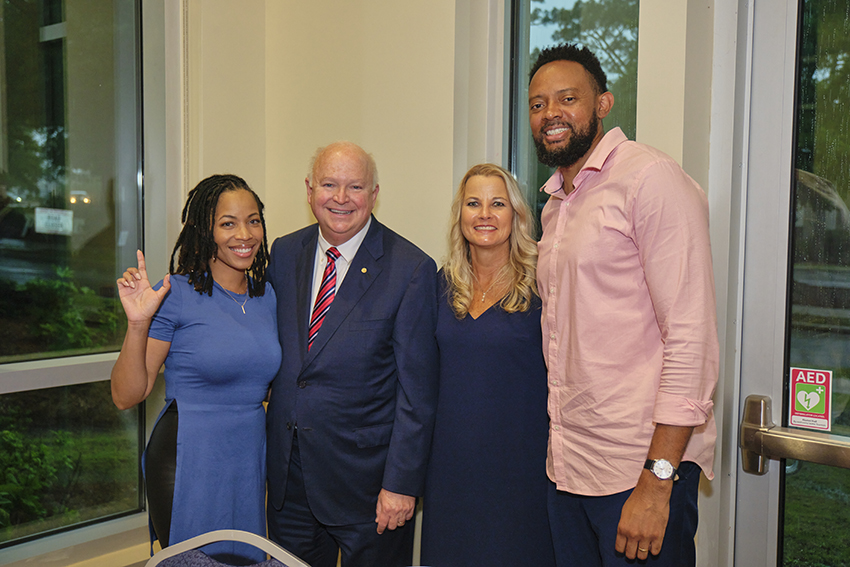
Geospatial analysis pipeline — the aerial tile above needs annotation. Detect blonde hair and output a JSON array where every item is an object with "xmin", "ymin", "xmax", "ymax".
[{"xmin": 443, "ymin": 164, "xmax": 538, "ymax": 318}]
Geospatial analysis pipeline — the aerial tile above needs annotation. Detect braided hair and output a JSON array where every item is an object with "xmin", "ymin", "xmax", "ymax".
[{"xmin": 169, "ymin": 174, "xmax": 269, "ymax": 297}]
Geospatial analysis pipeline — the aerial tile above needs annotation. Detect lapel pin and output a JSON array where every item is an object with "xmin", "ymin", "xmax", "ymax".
[{"xmin": 361, "ymin": 267, "xmax": 367, "ymax": 273}]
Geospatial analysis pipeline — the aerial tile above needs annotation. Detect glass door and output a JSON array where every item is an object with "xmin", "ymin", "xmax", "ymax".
[{"xmin": 736, "ymin": 0, "xmax": 850, "ymax": 565}]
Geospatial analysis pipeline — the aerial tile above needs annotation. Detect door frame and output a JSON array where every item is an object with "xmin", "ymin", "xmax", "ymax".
[{"xmin": 707, "ymin": 0, "xmax": 801, "ymax": 565}]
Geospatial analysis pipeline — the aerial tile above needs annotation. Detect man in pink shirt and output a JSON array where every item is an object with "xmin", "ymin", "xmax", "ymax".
[{"xmin": 530, "ymin": 44, "xmax": 719, "ymax": 567}]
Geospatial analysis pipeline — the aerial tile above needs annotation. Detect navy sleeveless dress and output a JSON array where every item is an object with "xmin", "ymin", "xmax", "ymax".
[
  {"xmin": 421, "ymin": 274, "xmax": 555, "ymax": 566},
  {"xmin": 147, "ymin": 275, "xmax": 281, "ymax": 563}
]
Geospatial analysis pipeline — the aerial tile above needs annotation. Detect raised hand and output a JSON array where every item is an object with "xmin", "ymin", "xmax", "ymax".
[{"xmin": 116, "ymin": 250, "xmax": 171, "ymax": 323}]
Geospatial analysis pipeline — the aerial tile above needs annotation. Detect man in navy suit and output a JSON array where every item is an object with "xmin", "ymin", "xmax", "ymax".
[{"xmin": 266, "ymin": 141, "xmax": 439, "ymax": 567}]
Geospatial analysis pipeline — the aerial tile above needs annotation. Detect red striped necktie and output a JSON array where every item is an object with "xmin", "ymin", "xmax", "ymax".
[{"xmin": 308, "ymin": 247, "xmax": 341, "ymax": 350}]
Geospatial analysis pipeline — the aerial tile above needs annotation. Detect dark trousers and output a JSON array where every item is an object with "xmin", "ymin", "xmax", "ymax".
[
  {"xmin": 548, "ymin": 461, "xmax": 701, "ymax": 567},
  {"xmin": 267, "ymin": 432, "xmax": 414, "ymax": 567}
]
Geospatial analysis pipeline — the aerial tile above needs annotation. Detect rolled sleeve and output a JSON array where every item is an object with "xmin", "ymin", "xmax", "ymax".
[
  {"xmin": 653, "ymin": 391, "xmax": 715, "ymax": 427},
  {"xmin": 632, "ymin": 160, "xmax": 719, "ymax": 431}
]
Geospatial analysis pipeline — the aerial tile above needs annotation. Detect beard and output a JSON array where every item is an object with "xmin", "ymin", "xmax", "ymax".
[{"xmin": 533, "ymin": 111, "xmax": 599, "ymax": 169}]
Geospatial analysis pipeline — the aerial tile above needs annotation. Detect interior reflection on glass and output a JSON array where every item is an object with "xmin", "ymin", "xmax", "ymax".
[
  {"xmin": 0, "ymin": 0, "xmax": 144, "ymax": 548},
  {"xmin": 0, "ymin": 0, "xmax": 139, "ymax": 363},
  {"xmin": 785, "ymin": 0, "xmax": 850, "ymax": 564}
]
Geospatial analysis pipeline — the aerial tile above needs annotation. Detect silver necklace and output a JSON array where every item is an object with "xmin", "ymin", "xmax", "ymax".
[
  {"xmin": 220, "ymin": 285, "xmax": 249, "ymax": 314},
  {"xmin": 476, "ymin": 269, "xmax": 507, "ymax": 303},
  {"xmin": 480, "ymin": 279, "xmax": 499, "ymax": 302}
]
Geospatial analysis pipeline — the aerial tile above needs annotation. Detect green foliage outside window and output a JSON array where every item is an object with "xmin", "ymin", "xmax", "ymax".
[
  {"xmin": 0, "ymin": 0, "xmax": 143, "ymax": 550},
  {"xmin": 0, "ymin": 429, "xmax": 75, "ymax": 529},
  {"xmin": 0, "ymin": 267, "xmax": 125, "ymax": 362},
  {"xmin": 0, "ymin": 383, "xmax": 140, "ymax": 545}
]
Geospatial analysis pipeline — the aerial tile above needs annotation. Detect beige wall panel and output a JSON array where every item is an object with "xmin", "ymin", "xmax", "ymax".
[
  {"xmin": 452, "ymin": 0, "xmax": 506, "ymax": 188},
  {"xmin": 636, "ymin": 0, "xmax": 687, "ymax": 164},
  {"xmin": 682, "ymin": 0, "xmax": 713, "ymax": 191},
  {"xmin": 636, "ymin": 0, "xmax": 713, "ymax": 194},
  {"xmin": 189, "ymin": 0, "xmax": 268, "ymax": 198},
  {"xmin": 263, "ymin": 0, "xmax": 456, "ymax": 261}
]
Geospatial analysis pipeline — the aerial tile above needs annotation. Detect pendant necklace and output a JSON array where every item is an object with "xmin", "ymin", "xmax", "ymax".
[
  {"xmin": 220, "ymin": 283, "xmax": 249, "ymax": 314},
  {"xmin": 477, "ymin": 269, "xmax": 507, "ymax": 303},
  {"xmin": 480, "ymin": 280, "xmax": 499, "ymax": 302}
]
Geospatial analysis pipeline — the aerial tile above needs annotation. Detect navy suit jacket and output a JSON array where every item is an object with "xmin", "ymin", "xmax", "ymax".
[{"xmin": 266, "ymin": 217, "xmax": 439, "ymax": 525}]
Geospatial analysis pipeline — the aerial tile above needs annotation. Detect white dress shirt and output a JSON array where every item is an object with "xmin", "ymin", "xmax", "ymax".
[{"xmin": 309, "ymin": 217, "xmax": 372, "ymax": 318}]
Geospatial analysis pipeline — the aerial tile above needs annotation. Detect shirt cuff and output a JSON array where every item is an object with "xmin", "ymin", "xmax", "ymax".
[{"xmin": 652, "ymin": 391, "xmax": 714, "ymax": 427}]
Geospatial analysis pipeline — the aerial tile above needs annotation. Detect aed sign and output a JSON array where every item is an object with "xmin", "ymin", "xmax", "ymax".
[{"xmin": 789, "ymin": 367, "xmax": 832, "ymax": 431}]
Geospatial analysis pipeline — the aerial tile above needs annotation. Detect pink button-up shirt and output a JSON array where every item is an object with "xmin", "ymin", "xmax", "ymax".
[{"xmin": 538, "ymin": 127, "xmax": 719, "ymax": 496}]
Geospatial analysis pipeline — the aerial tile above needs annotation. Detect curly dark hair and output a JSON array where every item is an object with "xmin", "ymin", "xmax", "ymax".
[
  {"xmin": 529, "ymin": 43, "xmax": 608, "ymax": 94},
  {"xmin": 169, "ymin": 174, "xmax": 269, "ymax": 297}
]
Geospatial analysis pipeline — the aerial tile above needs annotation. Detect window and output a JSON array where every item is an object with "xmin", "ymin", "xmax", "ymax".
[
  {"xmin": 508, "ymin": 0, "xmax": 639, "ymax": 222},
  {"xmin": 783, "ymin": 1, "xmax": 850, "ymax": 563},
  {"xmin": 0, "ymin": 0, "xmax": 143, "ymax": 547}
]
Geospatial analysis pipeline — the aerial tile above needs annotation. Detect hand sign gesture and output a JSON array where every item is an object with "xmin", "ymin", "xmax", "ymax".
[{"xmin": 117, "ymin": 250, "xmax": 171, "ymax": 323}]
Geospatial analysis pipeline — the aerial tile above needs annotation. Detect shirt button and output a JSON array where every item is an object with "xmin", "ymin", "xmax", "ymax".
[
  {"xmin": 549, "ymin": 286, "xmax": 556, "ymax": 294},
  {"xmin": 554, "ymin": 425, "xmax": 561, "ymax": 431},
  {"xmin": 298, "ymin": 380, "xmax": 307, "ymax": 389},
  {"xmin": 550, "ymin": 333, "xmax": 556, "ymax": 340},
  {"xmin": 554, "ymin": 242, "xmax": 559, "ymax": 249}
]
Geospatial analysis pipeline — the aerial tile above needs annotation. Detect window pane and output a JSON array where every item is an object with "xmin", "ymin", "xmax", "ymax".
[
  {"xmin": 509, "ymin": 0, "xmax": 639, "ymax": 224},
  {"xmin": 784, "ymin": 0, "xmax": 850, "ymax": 564},
  {"xmin": 0, "ymin": 0, "xmax": 143, "ymax": 547},
  {"xmin": 0, "ymin": 0, "xmax": 140, "ymax": 363},
  {"xmin": 0, "ymin": 382, "xmax": 142, "ymax": 546}
]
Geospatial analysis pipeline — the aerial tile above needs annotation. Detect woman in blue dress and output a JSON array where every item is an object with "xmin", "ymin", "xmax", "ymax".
[
  {"xmin": 421, "ymin": 164, "xmax": 555, "ymax": 566},
  {"xmin": 111, "ymin": 174, "xmax": 281, "ymax": 565}
]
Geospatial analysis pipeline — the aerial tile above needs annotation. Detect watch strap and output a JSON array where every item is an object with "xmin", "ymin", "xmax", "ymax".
[{"xmin": 644, "ymin": 458, "xmax": 679, "ymax": 481}]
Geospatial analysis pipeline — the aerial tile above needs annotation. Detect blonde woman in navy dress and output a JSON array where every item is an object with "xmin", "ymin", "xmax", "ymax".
[
  {"xmin": 111, "ymin": 175, "xmax": 281, "ymax": 564},
  {"xmin": 421, "ymin": 164, "xmax": 555, "ymax": 566}
]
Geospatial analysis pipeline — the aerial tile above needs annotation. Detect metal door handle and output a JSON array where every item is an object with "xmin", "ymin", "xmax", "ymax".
[{"xmin": 740, "ymin": 394, "xmax": 850, "ymax": 474}]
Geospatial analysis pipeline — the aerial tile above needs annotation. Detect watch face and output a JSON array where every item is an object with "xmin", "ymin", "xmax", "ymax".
[{"xmin": 653, "ymin": 460, "xmax": 674, "ymax": 479}]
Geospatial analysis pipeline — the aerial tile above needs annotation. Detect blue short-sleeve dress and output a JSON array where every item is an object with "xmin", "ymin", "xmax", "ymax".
[
  {"xmin": 421, "ymin": 273, "xmax": 555, "ymax": 566},
  {"xmin": 147, "ymin": 274, "xmax": 282, "ymax": 563}
]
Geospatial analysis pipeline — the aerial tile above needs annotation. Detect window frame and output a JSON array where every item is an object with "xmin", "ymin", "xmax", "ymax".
[{"xmin": 0, "ymin": 0, "xmax": 148, "ymax": 558}]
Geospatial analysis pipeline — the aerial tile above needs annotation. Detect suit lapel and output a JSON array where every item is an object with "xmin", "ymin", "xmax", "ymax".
[
  {"xmin": 295, "ymin": 229, "xmax": 318, "ymax": 365},
  {"xmin": 303, "ymin": 218, "xmax": 385, "ymax": 365}
]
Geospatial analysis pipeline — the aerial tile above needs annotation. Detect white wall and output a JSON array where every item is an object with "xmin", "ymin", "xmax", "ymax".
[{"xmin": 177, "ymin": 0, "xmax": 460, "ymax": 264}]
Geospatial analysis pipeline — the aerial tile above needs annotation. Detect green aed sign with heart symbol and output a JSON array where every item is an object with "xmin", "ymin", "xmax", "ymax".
[{"xmin": 789, "ymin": 367, "xmax": 832, "ymax": 431}]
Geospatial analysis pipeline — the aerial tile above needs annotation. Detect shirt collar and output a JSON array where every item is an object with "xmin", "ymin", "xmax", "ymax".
[
  {"xmin": 540, "ymin": 127, "xmax": 629, "ymax": 196},
  {"xmin": 317, "ymin": 216, "xmax": 372, "ymax": 263}
]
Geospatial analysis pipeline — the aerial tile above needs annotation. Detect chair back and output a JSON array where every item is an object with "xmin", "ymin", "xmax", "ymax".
[{"xmin": 145, "ymin": 530, "xmax": 311, "ymax": 567}]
